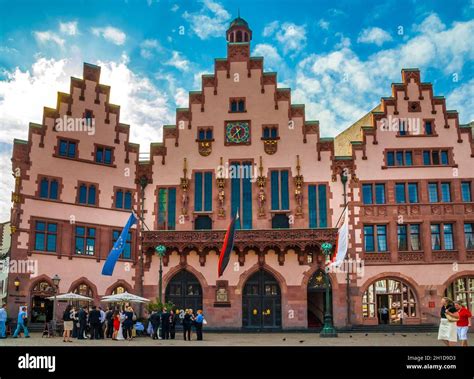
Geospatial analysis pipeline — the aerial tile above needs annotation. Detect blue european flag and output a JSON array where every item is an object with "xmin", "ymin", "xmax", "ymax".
[{"xmin": 101, "ymin": 213, "xmax": 137, "ymax": 276}]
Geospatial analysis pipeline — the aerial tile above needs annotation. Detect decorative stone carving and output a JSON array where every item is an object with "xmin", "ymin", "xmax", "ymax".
[
  {"xmin": 294, "ymin": 155, "xmax": 304, "ymax": 217},
  {"xmin": 198, "ymin": 141, "xmax": 212, "ymax": 156},
  {"xmin": 180, "ymin": 158, "xmax": 190, "ymax": 219},
  {"xmin": 256, "ymin": 156, "xmax": 266, "ymax": 218},
  {"xmin": 431, "ymin": 205, "xmax": 441, "ymax": 215},
  {"xmin": 409, "ymin": 205, "xmax": 420, "ymax": 215},
  {"xmin": 263, "ymin": 139, "xmax": 278, "ymax": 155},
  {"xmin": 216, "ymin": 157, "xmax": 226, "ymax": 218},
  {"xmin": 377, "ymin": 206, "xmax": 387, "ymax": 216}
]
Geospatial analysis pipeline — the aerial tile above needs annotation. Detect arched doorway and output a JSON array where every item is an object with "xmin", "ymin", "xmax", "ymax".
[
  {"xmin": 445, "ymin": 276, "xmax": 474, "ymax": 312},
  {"xmin": 72, "ymin": 283, "xmax": 94, "ymax": 308},
  {"xmin": 165, "ymin": 270, "xmax": 203, "ymax": 311},
  {"xmin": 30, "ymin": 281, "xmax": 55, "ymax": 323},
  {"xmin": 362, "ymin": 278, "xmax": 417, "ymax": 324},
  {"xmin": 242, "ymin": 269, "xmax": 281, "ymax": 329},
  {"xmin": 307, "ymin": 269, "xmax": 331, "ymax": 328}
]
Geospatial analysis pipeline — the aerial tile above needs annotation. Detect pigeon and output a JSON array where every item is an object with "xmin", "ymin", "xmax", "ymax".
[
  {"xmin": 402, "ymin": 334, "xmax": 407, "ymax": 337},
  {"xmin": 365, "ymin": 333, "xmax": 368, "ymax": 336},
  {"xmin": 299, "ymin": 340, "xmax": 304, "ymax": 343},
  {"xmin": 282, "ymin": 338, "xmax": 286, "ymax": 341},
  {"xmin": 349, "ymin": 335, "xmax": 352, "ymax": 338}
]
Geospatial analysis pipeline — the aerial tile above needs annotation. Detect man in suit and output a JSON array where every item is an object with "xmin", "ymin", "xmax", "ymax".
[
  {"xmin": 105, "ymin": 307, "xmax": 114, "ymax": 338},
  {"xmin": 77, "ymin": 306, "xmax": 88, "ymax": 340},
  {"xmin": 88, "ymin": 305, "xmax": 101, "ymax": 340},
  {"xmin": 149, "ymin": 310, "xmax": 160, "ymax": 340},
  {"xmin": 160, "ymin": 307, "xmax": 170, "ymax": 340}
]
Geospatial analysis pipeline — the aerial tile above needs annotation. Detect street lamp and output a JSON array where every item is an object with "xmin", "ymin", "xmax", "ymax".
[
  {"xmin": 14, "ymin": 277, "xmax": 20, "ymax": 291},
  {"xmin": 51, "ymin": 274, "xmax": 61, "ymax": 334},
  {"xmin": 155, "ymin": 245, "xmax": 166, "ymax": 304},
  {"xmin": 340, "ymin": 171, "xmax": 351, "ymax": 327},
  {"xmin": 320, "ymin": 242, "xmax": 338, "ymax": 338}
]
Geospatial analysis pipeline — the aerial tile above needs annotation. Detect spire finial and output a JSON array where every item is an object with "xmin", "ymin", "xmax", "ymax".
[{"xmin": 238, "ymin": 8, "xmax": 240, "ymax": 18}]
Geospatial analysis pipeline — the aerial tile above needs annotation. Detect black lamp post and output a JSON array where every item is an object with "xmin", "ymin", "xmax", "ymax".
[
  {"xmin": 51, "ymin": 274, "xmax": 61, "ymax": 333},
  {"xmin": 155, "ymin": 245, "xmax": 166, "ymax": 304},
  {"xmin": 320, "ymin": 242, "xmax": 338, "ymax": 338}
]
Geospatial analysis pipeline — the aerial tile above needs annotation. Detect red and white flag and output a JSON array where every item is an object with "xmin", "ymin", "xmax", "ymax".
[{"xmin": 327, "ymin": 206, "xmax": 349, "ymax": 269}]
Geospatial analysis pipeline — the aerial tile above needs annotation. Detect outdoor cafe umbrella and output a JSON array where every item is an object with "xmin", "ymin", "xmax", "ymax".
[
  {"xmin": 100, "ymin": 291, "xmax": 150, "ymax": 304},
  {"xmin": 47, "ymin": 292, "xmax": 93, "ymax": 302}
]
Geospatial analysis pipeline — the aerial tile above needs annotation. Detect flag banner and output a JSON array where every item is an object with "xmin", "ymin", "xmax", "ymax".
[
  {"xmin": 327, "ymin": 206, "xmax": 349, "ymax": 269},
  {"xmin": 102, "ymin": 213, "xmax": 137, "ymax": 276},
  {"xmin": 218, "ymin": 211, "xmax": 239, "ymax": 277}
]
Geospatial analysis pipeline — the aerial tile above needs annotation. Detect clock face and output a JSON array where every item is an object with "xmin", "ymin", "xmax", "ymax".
[{"xmin": 225, "ymin": 121, "xmax": 250, "ymax": 145}]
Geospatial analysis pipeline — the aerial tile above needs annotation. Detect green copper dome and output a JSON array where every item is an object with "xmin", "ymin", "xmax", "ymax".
[{"xmin": 229, "ymin": 17, "xmax": 249, "ymax": 28}]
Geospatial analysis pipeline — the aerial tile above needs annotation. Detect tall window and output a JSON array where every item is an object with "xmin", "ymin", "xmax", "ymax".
[
  {"xmin": 362, "ymin": 184, "xmax": 373, "ymax": 204},
  {"xmin": 39, "ymin": 177, "xmax": 59, "ymax": 200},
  {"xmin": 308, "ymin": 184, "xmax": 328, "ymax": 228},
  {"xmin": 395, "ymin": 183, "xmax": 406, "ymax": 203},
  {"xmin": 157, "ymin": 188, "xmax": 176, "ymax": 230},
  {"xmin": 386, "ymin": 150, "xmax": 412, "ymax": 166},
  {"xmin": 75, "ymin": 226, "xmax": 96, "ymax": 256},
  {"xmin": 271, "ymin": 170, "xmax": 289, "ymax": 211},
  {"xmin": 428, "ymin": 183, "xmax": 439, "ymax": 202},
  {"xmin": 58, "ymin": 139, "xmax": 77, "ymax": 158},
  {"xmin": 398, "ymin": 224, "xmax": 421, "ymax": 251},
  {"xmin": 194, "ymin": 172, "xmax": 213, "ymax": 212},
  {"xmin": 464, "ymin": 223, "xmax": 474, "ymax": 250},
  {"xmin": 112, "ymin": 230, "xmax": 132, "ymax": 259},
  {"xmin": 408, "ymin": 183, "xmax": 419, "ymax": 203},
  {"xmin": 431, "ymin": 223, "xmax": 455, "ymax": 251},
  {"xmin": 78, "ymin": 183, "xmax": 97, "ymax": 205},
  {"xmin": 424, "ymin": 121, "xmax": 433, "ymax": 135},
  {"xmin": 95, "ymin": 146, "xmax": 113, "ymax": 165},
  {"xmin": 115, "ymin": 189, "xmax": 132, "ymax": 209},
  {"xmin": 423, "ymin": 149, "xmax": 449, "ymax": 165},
  {"xmin": 441, "ymin": 182, "xmax": 451, "ymax": 202},
  {"xmin": 230, "ymin": 98, "xmax": 245, "ymax": 113},
  {"xmin": 364, "ymin": 225, "xmax": 387, "ymax": 253},
  {"xmin": 461, "ymin": 182, "xmax": 472, "ymax": 202},
  {"xmin": 34, "ymin": 221, "xmax": 57, "ymax": 252},
  {"xmin": 231, "ymin": 162, "xmax": 252, "ymax": 229}
]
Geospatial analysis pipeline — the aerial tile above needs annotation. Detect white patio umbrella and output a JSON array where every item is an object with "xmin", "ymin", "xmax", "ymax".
[
  {"xmin": 100, "ymin": 291, "xmax": 150, "ymax": 304},
  {"xmin": 47, "ymin": 292, "xmax": 93, "ymax": 302}
]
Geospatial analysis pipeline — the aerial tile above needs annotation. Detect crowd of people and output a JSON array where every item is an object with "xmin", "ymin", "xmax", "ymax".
[{"xmin": 58, "ymin": 304, "xmax": 206, "ymax": 342}]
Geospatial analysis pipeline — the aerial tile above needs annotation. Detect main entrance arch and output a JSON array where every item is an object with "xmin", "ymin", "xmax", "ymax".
[
  {"xmin": 242, "ymin": 269, "xmax": 281, "ymax": 329},
  {"xmin": 165, "ymin": 270, "xmax": 203, "ymax": 311}
]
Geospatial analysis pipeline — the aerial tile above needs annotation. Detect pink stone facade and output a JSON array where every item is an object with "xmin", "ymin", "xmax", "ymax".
[{"xmin": 7, "ymin": 18, "xmax": 474, "ymax": 330}]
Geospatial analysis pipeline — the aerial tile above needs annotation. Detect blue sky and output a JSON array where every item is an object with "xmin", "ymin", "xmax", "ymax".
[{"xmin": 0, "ymin": 0, "xmax": 473, "ymax": 219}]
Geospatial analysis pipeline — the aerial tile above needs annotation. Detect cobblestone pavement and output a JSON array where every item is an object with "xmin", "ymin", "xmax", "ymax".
[{"xmin": 1, "ymin": 332, "xmax": 473, "ymax": 346}]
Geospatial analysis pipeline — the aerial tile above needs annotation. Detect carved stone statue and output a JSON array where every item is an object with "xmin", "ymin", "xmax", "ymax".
[
  {"xmin": 181, "ymin": 191, "xmax": 189, "ymax": 217},
  {"xmin": 295, "ymin": 187, "xmax": 303, "ymax": 216},
  {"xmin": 258, "ymin": 188, "xmax": 266, "ymax": 216}
]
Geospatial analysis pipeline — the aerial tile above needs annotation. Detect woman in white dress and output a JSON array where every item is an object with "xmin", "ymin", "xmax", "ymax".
[
  {"xmin": 437, "ymin": 297, "xmax": 459, "ymax": 346},
  {"xmin": 116, "ymin": 308, "xmax": 125, "ymax": 341}
]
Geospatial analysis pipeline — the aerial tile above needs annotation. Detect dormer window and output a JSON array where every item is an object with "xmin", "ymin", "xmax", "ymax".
[{"xmin": 230, "ymin": 98, "xmax": 246, "ymax": 113}]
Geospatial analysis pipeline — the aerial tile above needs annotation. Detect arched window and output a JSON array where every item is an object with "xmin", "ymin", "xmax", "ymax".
[
  {"xmin": 238, "ymin": 100, "xmax": 245, "ymax": 112},
  {"xmin": 263, "ymin": 127, "xmax": 270, "ymax": 139},
  {"xmin": 79, "ymin": 184, "xmax": 87, "ymax": 204},
  {"xmin": 236, "ymin": 30, "xmax": 242, "ymax": 42},
  {"xmin": 198, "ymin": 129, "xmax": 205, "ymax": 140},
  {"xmin": 229, "ymin": 32, "xmax": 234, "ymax": 42},
  {"xmin": 88, "ymin": 185, "xmax": 96, "ymax": 205},
  {"xmin": 270, "ymin": 127, "xmax": 278, "ymax": 138},
  {"xmin": 362, "ymin": 278, "xmax": 417, "ymax": 324},
  {"xmin": 244, "ymin": 32, "xmax": 249, "ymax": 42},
  {"xmin": 72, "ymin": 283, "xmax": 94, "ymax": 307},
  {"xmin": 165, "ymin": 270, "xmax": 202, "ymax": 311},
  {"xmin": 112, "ymin": 286, "xmax": 126, "ymax": 295},
  {"xmin": 32, "ymin": 281, "xmax": 54, "ymax": 293},
  {"xmin": 446, "ymin": 276, "xmax": 474, "ymax": 312},
  {"xmin": 230, "ymin": 100, "xmax": 238, "ymax": 113},
  {"xmin": 205, "ymin": 129, "xmax": 213, "ymax": 140}
]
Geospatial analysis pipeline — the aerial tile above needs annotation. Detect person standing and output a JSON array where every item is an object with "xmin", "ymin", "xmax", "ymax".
[
  {"xmin": 13, "ymin": 306, "xmax": 29, "ymax": 338},
  {"xmin": 99, "ymin": 307, "xmax": 106, "ymax": 339},
  {"xmin": 77, "ymin": 305, "xmax": 87, "ymax": 340},
  {"xmin": 437, "ymin": 297, "xmax": 459, "ymax": 346},
  {"xmin": 105, "ymin": 307, "xmax": 114, "ymax": 338},
  {"xmin": 149, "ymin": 310, "xmax": 160, "ymax": 340},
  {"xmin": 454, "ymin": 301, "xmax": 472, "ymax": 347},
  {"xmin": 112, "ymin": 310, "xmax": 120, "ymax": 340},
  {"xmin": 160, "ymin": 307, "xmax": 170, "ymax": 340},
  {"xmin": 194, "ymin": 309, "xmax": 205, "ymax": 341},
  {"xmin": 123, "ymin": 306, "xmax": 134, "ymax": 341},
  {"xmin": 71, "ymin": 307, "xmax": 79, "ymax": 338},
  {"xmin": 62, "ymin": 305, "xmax": 73, "ymax": 343},
  {"xmin": 0, "ymin": 304, "xmax": 7, "ymax": 338},
  {"xmin": 169, "ymin": 309, "xmax": 177, "ymax": 340},
  {"xmin": 183, "ymin": 309, "xmax": 193, "ymax": 341},
  {"xmin": 88, "ymin": 306, "xmax": 101, "ymax": 340}
]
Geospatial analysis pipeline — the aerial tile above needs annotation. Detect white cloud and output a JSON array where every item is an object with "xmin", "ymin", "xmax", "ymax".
[
  {"xmin": 0, "ymin": 144, "xmax": 14, "ymax": 222},
  {"xmin": 292, "ymin": 14, "xmax": 474, "ymax": 137},
  {"xmin": 171, "ymin": 4, "xmax": 179, "ymax": 12},
  {"xmin": 59, "ymin": 21, "xmax": 78, "ymax": 36},
  {"xmin": 275, "ymin": 22, "xmax": 307, "ymax": 54},
  {"xmin": 252, "ymin": 43, "xmax": 283, "ymax": 72},
  {"xmin": 91, "ymin": 26, "xmax": 126, "ymax": 45},
  {"xmin": 165, "ymin": 51, "xmax": 190, "ymax": 71},
  {"xmin": 357, "ymin": 27, "xmax": 392, "ymax": 46},
  {"xmin": 262, "ymin": 21, "xmax": 279, "ymax": 37},
  {"xmin": 174, "ymin": 87, "xmax": 188, "ymax": 107},
  {"xmin": 183, "ymin": 0, "xmax": 231, "ymax": 40},
  {"xmin": 318, "ymin": 19, "xmax": 330, "ymax": 30},
  {"xmin": 413, "ymin": 13, "xmax": 445, "ymax": 34},
  {"xmin": 140, "ymin": 39, "xmax": 163, "ymax": 59},
  {"xmin": 33, "ymin": 31, "xmax": 65, "ymax": 47}
]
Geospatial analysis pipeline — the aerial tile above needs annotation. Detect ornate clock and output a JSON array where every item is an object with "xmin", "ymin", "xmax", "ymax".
[{"xmin": 225, "ymin": 121, "xmax": 251, "ymax": 145}]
